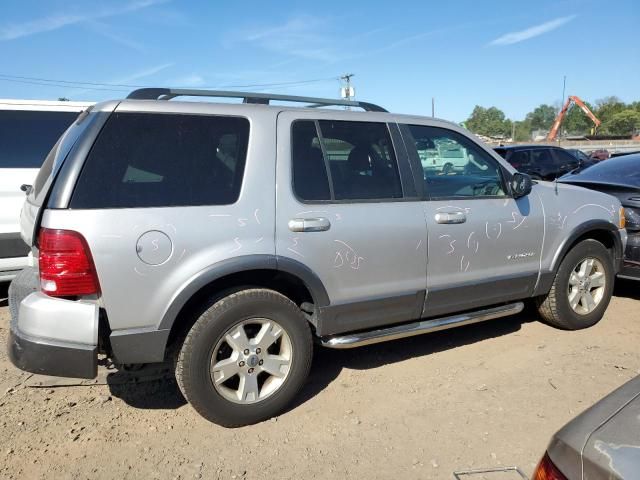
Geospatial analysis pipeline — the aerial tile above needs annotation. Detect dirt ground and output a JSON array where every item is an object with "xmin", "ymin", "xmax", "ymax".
[{"xmin": 1, "ymin": 280, "xmax": 639, "ymax": 480}]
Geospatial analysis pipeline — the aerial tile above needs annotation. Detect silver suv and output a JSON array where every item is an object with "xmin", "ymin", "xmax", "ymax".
[{"xmin": 8, "ymin": 89, "xmax": 627, "ymax": 427}]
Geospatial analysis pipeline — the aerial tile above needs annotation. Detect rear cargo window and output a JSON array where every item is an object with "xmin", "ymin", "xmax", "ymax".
[
  {"xmin": 0, "ymin": 110, "xmax": 79, "ymax": 168},
  {"xmin": 70, "ymin": 112, "xmax": 250, "ymax": 208}
]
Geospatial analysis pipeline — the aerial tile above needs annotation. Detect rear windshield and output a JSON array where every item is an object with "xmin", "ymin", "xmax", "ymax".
[
  {"xmin": 0, "ymin": 110, "xmax": 79, "ymax": 168},
  {"xmin": 70, "ymin": 112, "xmax": 250, "ymax": 209},
  {"xmin": 32, "ymin": 110, "xmax": 94, "ymax": 199}
]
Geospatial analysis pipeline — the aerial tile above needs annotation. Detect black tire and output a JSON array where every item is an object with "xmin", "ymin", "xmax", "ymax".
[
  {"xmin": 536, "ymin": 239, "xmax": 614, "ymax": 330},
  {"xmin": 175, "ymin": 288, "xmax": 313, "ymax": 427}
]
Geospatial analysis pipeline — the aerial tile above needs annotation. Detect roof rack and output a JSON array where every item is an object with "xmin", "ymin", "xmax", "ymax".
[{"xmin": 125, "ymin": 88, "xmax": 387, "ymax": 112}]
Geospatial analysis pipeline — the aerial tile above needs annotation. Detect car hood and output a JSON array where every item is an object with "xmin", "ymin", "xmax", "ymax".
[{"xmin": 547, "ymin": 375, "xmax": 640, "ymax": 479}]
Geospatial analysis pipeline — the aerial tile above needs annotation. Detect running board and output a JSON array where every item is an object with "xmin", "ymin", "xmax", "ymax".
[{"xmin": 321, "ymin": 302, "xmax": 524, "ymax": 349}]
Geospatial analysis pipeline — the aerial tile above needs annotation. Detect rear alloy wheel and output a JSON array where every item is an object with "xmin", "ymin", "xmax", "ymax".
[
  {"xmin": 210, "ymin": 318, "xmax": 293, "ymax": 404},
  {"xmin": 176, "ymin": 289, "xmax": 313, "ymax": 427},
  {"xmin": 537, "ymin": 239, "xmax": 614, "ymax": 330}
]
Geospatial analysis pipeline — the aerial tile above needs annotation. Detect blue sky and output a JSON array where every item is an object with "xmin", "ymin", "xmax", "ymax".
[{"xmin": 1, "ymin": 0, "xmax": 638, "ymax": 122}]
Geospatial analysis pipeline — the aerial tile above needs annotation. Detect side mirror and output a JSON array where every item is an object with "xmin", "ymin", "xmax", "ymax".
[{"xmin": 510, "ymin": 172, "xmax": 532, "ymax": 198}]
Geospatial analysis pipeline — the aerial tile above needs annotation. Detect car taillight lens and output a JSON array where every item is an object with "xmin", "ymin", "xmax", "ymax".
[
  {"xmin": 38, "ymin": 228, "xmax": 100, "ymax": 297},
  {"xmin": 532, "ymin": 453, "xmax": 568, "ymax": 480}
]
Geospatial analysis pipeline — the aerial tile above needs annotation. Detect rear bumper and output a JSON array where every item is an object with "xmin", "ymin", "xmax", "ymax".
[
  {"xmin": 8, "ymin": 327, "xmax": 97, "ymax": 379},
  {"xmin": 7, "ymin": 267, "xmax": 99, "ymax": 379}
]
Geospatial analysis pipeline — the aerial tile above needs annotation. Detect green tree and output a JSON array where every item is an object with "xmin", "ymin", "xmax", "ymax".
[
  {"xmin": 594, "ymin": 96, "xmax": 626, "ymax": 126},
  {"xmin": 525, "ymin": 104, "xmax": 557, "ymax": 131},
  {"xmin": 603, "ymin": 109, "xmax": 640, "ymax": 135},
  {"xmin": 465, "ymin": 105, "xmax": 511, "ymax": 137},
  {"xmin": 562, "ymin": 100, "xmax": 597, "ymax": 135},
  {"xmin": 513, "ymin": 119, "xmax": 532, "ymax": 141}
]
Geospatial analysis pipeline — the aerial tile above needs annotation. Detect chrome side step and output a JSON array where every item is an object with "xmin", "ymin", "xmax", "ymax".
[{"xmin": 321, "ymin": 302, "xmax": 524, "ymax": 349}]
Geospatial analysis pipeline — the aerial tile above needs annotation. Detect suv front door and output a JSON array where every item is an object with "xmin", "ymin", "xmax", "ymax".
[
  {"xmin": 401, "ymin": 123, "xmax": 544, "ymax": 317},
  {"xmin": 276, "ymin": 111, "xmax": 428, "ymax": 336}
]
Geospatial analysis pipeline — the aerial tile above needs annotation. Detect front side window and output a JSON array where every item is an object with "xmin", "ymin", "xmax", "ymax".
[
  {"xmin": 70, "ymin": 112, "xmax": 249, "ymax": 208},
  {"xmin": 291, "ymin": 120, "xmax": 403, "ymax": 202},
  {"xmin": 405, "ymin": 125, "xmax": 506, "ymax": 199}
]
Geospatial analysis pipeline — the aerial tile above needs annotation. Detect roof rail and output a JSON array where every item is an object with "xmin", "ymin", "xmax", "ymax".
[{"xmin": 125, "ymin": 88, "xmax": 388, "ymax": 112}]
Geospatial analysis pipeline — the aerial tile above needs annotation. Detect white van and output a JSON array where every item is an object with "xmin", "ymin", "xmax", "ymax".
[{"xmin": 0, "ymin": 99, "xmax": 92, "ymax": 281}]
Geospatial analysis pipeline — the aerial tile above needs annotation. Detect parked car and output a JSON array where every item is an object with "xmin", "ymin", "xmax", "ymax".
[
  {"xmin": 565, "ymin": 148, "xmax": 597, "ymax": 167},
  {"xmin": 0, "ymin": 99, "xmax": 92, "ymax": 281},
  {"xmin": 560, "ymin": 153, "xmax": 640, "ymax": 280},
  {"xmin": 494, "ymin": 145, "xmax": 592, "ymax": 180},
  {"xmin": 532, "ymin": 374, "xmax": 640, "ymax": 479},
  {"xmin": 589, "ymin": 148, "xmax": 611, "ymax": 161},
  {"xmin": 8, "ymin": 89, "xmax": 627, "ymax": 427}
]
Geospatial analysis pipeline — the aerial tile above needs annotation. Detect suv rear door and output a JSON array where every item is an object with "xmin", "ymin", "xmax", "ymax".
[
  {"xmin": 276, "ymin": 110, "xmax": 427, "ymax": 336},
  {"xmin": 401, "ymin": 123, "xmax": 544, "ymax": 317}
]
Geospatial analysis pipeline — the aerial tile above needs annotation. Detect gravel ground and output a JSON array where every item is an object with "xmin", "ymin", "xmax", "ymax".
[{"xmin": 1, "ymin": 280, "xmax": 639, "ymax": 480}]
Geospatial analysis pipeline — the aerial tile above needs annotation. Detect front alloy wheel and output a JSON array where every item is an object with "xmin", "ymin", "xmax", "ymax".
[
  {"xmin": 567, "ymin": 257, "xmax": 606, "ymax": 315},
  {"xmin": 537, "ymin": 239, "xmax": 614, "ymax": 330}
]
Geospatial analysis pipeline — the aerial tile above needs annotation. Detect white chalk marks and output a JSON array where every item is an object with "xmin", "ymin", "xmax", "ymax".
[
  {"xmin": 287, "ymin": 237, "xmax": 304, "ymax": 258},
  {"xmin": 334, "ymin": 240, "xmax": 364, "ymax": 270}
]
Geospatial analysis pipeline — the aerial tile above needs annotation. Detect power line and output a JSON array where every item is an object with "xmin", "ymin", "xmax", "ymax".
[
  {"xmin": 0, "ymin": 77, "xmax": 128, "ymax": 92},
  {"xmin": 0, "ymin": 73, "xmax": 339, "ymax": 91}
]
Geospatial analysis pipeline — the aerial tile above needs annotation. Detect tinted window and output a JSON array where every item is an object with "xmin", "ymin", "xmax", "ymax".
[
  {"xmin": 71, "ymin": 112, "xmax": 249, "ymax": 208},
  {"xmin": 33, "ymin": 110, "xmax": 95, "ymax": 198},
  {"xmin": 291, "ymin": 121, "xmax": 331, "ymax": 201},
  {"xmin": 507, "ymin": 150, "xmax": 531, "ymax": 169},
  {"xmin": 318, "ymin": 120, "xmax": 402, "ymax": 200},
  {"xmin": 0, "ymin": 110, "xmax": 79, "ymax": 168},
  {"xmin": 291, "ymin": 120, "xmax": 403, "ymax": 201},
  {"xmin": 494, "ymin": 148, "xmax": 507, "ymax": 159},
  {"xmin": 406, "ymin": 125, "xmax": 506, "ymax": 199},
  {"xmin": 552, "ymin": 148, "xmax": 579, "ymax": 167},
  {"xmin": 531, "ymin": 149, "xmax": 555, "ymax": 168}
]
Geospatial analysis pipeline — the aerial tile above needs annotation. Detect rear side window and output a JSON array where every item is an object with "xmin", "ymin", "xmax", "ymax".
[
  {"xmin": 531, "ymin": 149, "xmax": 555, "ymax": 168},
  {"xmin": 70, "ymin": 112, "xmax": 249, "ymax": 208},
  {"xmin": 508, "ymin": 150, "xmax": 531, "ymax": 169},
  {"xmin": 291, "ymin": 120, "xmax": 402, "ymax": 202},
  {"xmin": 0, "ymin": 110, "xmax": 79, "ymax": 168}
]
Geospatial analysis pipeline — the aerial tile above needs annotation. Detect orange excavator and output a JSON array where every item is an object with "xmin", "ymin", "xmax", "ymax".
[{"xmin": 547, "ymin": 95, "xmax": 601, "ymax": 141}]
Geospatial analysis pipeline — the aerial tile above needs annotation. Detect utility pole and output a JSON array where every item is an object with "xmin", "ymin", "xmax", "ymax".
[
  {"xmin": 431, "ymin": 97, "xmax": 435, "ymax": 118},
  {"xmin": 560, "ymin": 75, "xmax": 566, "ymax": 144},
  {"xmin": 340, "ymin": 73, "xmax": 355, "ymax": 109}
]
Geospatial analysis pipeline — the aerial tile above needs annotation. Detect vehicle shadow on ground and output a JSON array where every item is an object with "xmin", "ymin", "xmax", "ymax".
[
  {"xmin": 614, "ymin": 278, "xmax": 640, "ymax": 300},
  {"xmin": 107, "ymin": 307, "xmax": 536, "ymax": 415},
  {"xmin": 287, "ymin": 308, "xmax": 535, "ymax": 414},
  {"xmin": 0, "ymin": 282, "xmax": 9, "ymax": 308}
]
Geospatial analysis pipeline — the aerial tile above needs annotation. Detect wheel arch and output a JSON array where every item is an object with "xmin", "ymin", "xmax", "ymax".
[
  {"xmin": 161, "ymin": 255, "xmax": 329, "ymax": 350},
  {"xmin": 534, "ymin": 220, "xmax": 622, "ymax": 296}
]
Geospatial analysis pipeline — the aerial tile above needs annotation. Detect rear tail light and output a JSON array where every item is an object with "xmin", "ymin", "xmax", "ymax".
[
  {"xmin": 532, "ymin": 453, "xmax": 568, "ymax": 480},
  {"xmin": 38, "ymin": 228, "xmax": 100, "ymax": 297}
]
